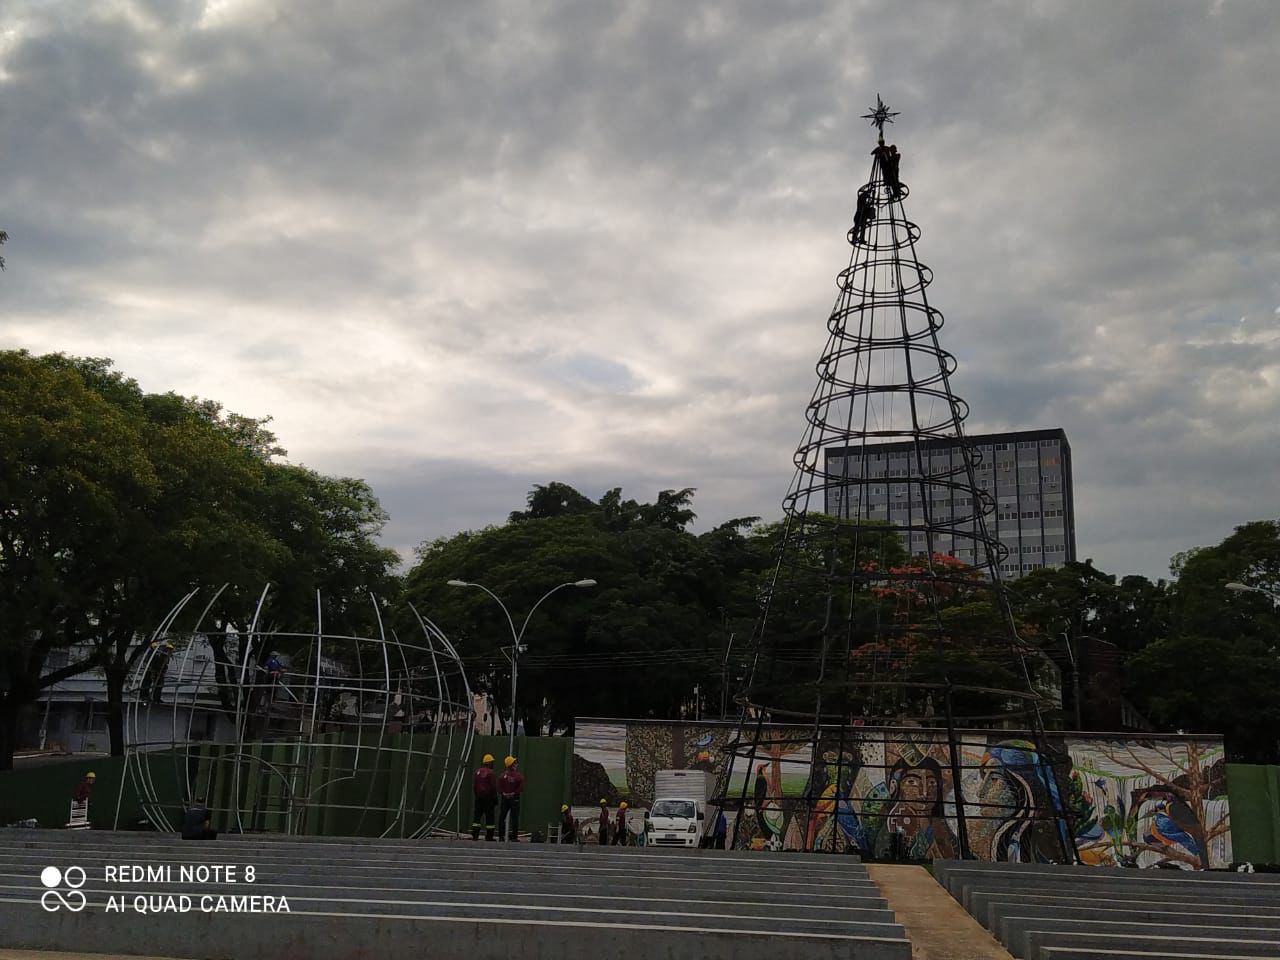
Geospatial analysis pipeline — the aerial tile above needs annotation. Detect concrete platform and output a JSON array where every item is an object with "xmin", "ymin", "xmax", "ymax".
[
  {"xmin": 0, "ymin": 831, "xmax": 911, "ymax": 960},
  {"xmin": 934, "ymin": 859, "xmax": 1280, "ymax": 960},
  {"xmin": 1038, "ymin": 950, "xmax": 1274, "ymax": 960}
]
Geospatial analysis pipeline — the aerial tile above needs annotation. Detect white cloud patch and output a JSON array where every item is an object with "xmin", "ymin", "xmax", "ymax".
[{"xmin": 3, "ymin": 0, "xmax": 1279, "ymax": 578}]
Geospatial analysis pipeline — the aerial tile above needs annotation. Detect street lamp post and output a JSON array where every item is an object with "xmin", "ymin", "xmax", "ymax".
[
  {"xmin": 1060, "ymin": 630, "xmax": 1083, "ymax": 731},
  {"xmin": 448, "ymin": 578, "xmax": 596, "ymax": 755},
  {"xmin": 719, "ymin": 632, "xmax": 735, "ymax": 720}
]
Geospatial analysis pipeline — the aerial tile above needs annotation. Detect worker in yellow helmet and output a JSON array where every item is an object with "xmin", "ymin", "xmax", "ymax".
[
  {"xmin": 613, "ymin": 800, "xmax": 630, "ymax": 847},
  {"xmin": 497, "ymin": 756, "xmax": 525, "ymax": 841},
  {"xmin": 597, "ymin": 798, "xmax": 611, "ymax": 845},
  {"xmin": 559, "ymin": 803, "xmax": 577, "ymax": 844},
  {"xmin": 470, "ymin": 753, "xmax": 498, "ymax": 841},
  {"xmin": 73, "ymin": 772, "xmax": 96, "ymax": 803}
]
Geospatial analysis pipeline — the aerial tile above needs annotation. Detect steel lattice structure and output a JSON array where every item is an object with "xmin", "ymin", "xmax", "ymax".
[
  {"xmin": 121, "ymin": 585, "xmax": 472, "ymax": 838},
  {"xmin": 718, "ymin": 99, "xmax": 1077, "ymax": 863}
]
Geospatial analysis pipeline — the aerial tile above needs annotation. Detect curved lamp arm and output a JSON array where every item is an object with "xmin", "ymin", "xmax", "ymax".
[
  {"xmin": 448, "ymin": 580, "xmax": 518, "ymax": 646},
  {"xmin": 517, "ymin": 579, "xmax": 597, "ymax": 645}
]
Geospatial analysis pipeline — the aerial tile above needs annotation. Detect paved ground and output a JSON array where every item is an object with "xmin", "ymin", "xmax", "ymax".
[{"xmin": 866, "ymin": 865, "xmax": 1014, "ymax": 960}]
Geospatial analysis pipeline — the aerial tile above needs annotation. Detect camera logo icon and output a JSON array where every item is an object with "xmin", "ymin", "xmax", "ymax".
[{"xmin": 40, "ymin": 866, "xmax": 87, "ymax": 912}]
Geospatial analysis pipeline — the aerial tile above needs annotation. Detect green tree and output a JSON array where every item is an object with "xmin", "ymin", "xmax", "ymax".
[
  {"xmin": 404, "ymin": 484, "xmax": 769, "ymax": 736},
  {"xmin": 0, "ymin": 352, "xmax": 157, "ymax": 768},
  {"xmin": 1168, "ymin": 520, "xmax": 1280, "ymax": 642},
  {"xmin": 1128, "ymin": 632, "xmax": 1280, "ymax": 763},
  {"xmin": 1008, "ymin": 561, "xmax": 1171, "ymax": 727},
  {"xmin": 1130, "ymin": 520, "xmax": 1280, "ymax": 762},
  {"xmin": 0, "ymin": 351, "xmax": 401, "ymax": 767}
]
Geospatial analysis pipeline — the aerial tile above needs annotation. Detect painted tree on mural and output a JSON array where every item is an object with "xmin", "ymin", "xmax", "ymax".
[{"xmin": 1072, "ymin": 739, "xmax": 1229, "ymax": 870}]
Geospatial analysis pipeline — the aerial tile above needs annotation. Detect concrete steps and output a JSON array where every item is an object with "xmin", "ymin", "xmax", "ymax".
[
  {"xmin": 935, "ymin": 860, "xmax": 1280, "ymax": 960},
  {"xmin": 0, "ymin": 830, "xmax": 911, "ymax": 959}
]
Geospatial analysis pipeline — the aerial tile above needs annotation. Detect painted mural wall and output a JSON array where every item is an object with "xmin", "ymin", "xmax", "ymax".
[{"xmin": 572, "ymin": 718, "xmax": 1232, "ymax": 869}]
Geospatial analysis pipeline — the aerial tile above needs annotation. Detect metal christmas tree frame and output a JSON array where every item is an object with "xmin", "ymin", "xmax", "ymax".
[{"xmin": 719, "ymin": 98, "xmax": 1077, "ymax": 863}]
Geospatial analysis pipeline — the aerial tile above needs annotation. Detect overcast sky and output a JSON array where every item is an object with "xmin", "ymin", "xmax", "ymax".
[{"xmin": 3, "ymin": 0, "xmax": 1278, "ymax": 580}]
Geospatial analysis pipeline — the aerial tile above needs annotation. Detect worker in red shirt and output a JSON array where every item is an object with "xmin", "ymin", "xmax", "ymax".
[
  {"xmin": 470, "ymin": 753, "xmax": 498, "ymax": 841},
  {"xmin": 612, "ymin": 801, "xmax": 630, "ymax": 846},
  {"xmin": 559, "ymin": 804, "xmax": 577, "ymax": 844},
  {"xmin": 73, "ymin": 772, "xmax": 96, "ymax": 803},
  {"xmin": 497, "ymin": 756, "xmax": 525, "ymax": 842},
  {"xmin": 597, "ymin": 798, "xmax": 610, "ymax": 845}
]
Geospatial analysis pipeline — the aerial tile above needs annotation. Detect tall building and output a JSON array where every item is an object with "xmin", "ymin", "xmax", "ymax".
[{"xmin": 823, "ymin": 428, "xmax": 1076, "ymax": 580}]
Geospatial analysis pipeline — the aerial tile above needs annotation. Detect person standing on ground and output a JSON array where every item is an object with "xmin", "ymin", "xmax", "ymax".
[
  {"xmin": 559, "ymin": 804, "xmax": 577, "ymax": 844},
  {"xmin": 612, "ymin": 801, "xmax": 629, "ymax": 846},
  {"xmin": 181, "ymin": 797, "xmax": 217, "ymax": 840},
  {"xmin": 713, "ymin": 809, "xmax": 728, "ymax": 849},
  {"xmin": 471, "ymin": 753, "xmax": 498, "ymax": 841},
  {"xmin": 754, "ymin": 763, "xmax": 772, "ymax": 843},
  {"xmin": 497, "ymin": 756, "xmax": 525, "ymax": 842},
  {"xmin": 597, "ymin": 799, "xmax": 610, "ymax": 845}
]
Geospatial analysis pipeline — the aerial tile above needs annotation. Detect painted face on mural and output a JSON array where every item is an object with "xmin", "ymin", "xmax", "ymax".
[
  {"xmin": 896, "ymin": 767, "xmax": 940, "ymax": 814},
  {"xmin": 967, "ymin": 759, "xmax": 1019, "ymax": 859}
]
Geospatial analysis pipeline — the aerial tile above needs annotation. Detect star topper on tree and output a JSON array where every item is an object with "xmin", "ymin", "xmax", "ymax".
[{"xmin": 861, "ymin": 94, "xmax": 899, "ymax": 143}]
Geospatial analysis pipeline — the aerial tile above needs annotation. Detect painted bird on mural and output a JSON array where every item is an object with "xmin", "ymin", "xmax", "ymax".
[
  {"xmin": 836, "ymin": 791, "xmax": 869, "ymax": 852},
  {"xmin": 1146, "ymin": 799, "xmax": 1202, "ymax": 858},
  {"xmin": 1134, "ymin": 785, "xmax": 1202, "ymax": 862},
  {"xmin": 804, "ymin": 752, "xmax": 867, "ymax": 853}
]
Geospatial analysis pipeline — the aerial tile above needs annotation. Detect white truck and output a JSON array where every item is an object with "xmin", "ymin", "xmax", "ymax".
[{"xmin": 645, "ymin": 769, "xmax": 717, "ymax": 848}]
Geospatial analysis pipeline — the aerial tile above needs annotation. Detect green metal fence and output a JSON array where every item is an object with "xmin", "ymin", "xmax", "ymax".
[
  {"xmin": 1226, "ymin": 763, "xmax": 1280, "ymax": 865},
  {"xmin": 2, "ymin": 735, "xmax": 574, "ymax": 839}
]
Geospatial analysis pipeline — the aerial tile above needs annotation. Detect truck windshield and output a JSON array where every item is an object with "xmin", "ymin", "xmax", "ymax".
[{"xmin": 651, "ymin": 800, "xmax": 696, "ymax": 818}]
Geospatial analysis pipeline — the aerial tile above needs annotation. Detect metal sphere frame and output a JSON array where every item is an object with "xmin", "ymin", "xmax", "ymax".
[{"xmin": 121, "ymin": 584, "xmax": 473, "ymax": 838}]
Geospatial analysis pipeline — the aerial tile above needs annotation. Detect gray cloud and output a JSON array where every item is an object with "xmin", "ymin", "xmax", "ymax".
[{"xmin": 3, "ymin": 0, "xmax": 1278, "ymax": 580}]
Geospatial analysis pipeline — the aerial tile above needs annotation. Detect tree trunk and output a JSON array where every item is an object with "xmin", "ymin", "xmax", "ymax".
[
  {"xmin": 105, "ymin": 665, "xmax": 126, "ymax": 757},
  {"xmin": 0, "ymin": 695, "xmax": 18, "ymax": 771}
]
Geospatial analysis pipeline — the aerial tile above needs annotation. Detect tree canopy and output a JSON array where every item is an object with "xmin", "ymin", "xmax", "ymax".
[
  {"xmin": 4, "ymin": 349, "xmax": 1276, "ymax": 765},
  {"xmin": 1008, "ymin": 525, "xmax": 1280, "ymax": 762},
  {"xmin": 403, "ymin": 484, "xmax": 768, "ymax": 736},
  {"xmin": 0, "ymin": 350, "xmax": 400, "ymax": 768}
]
